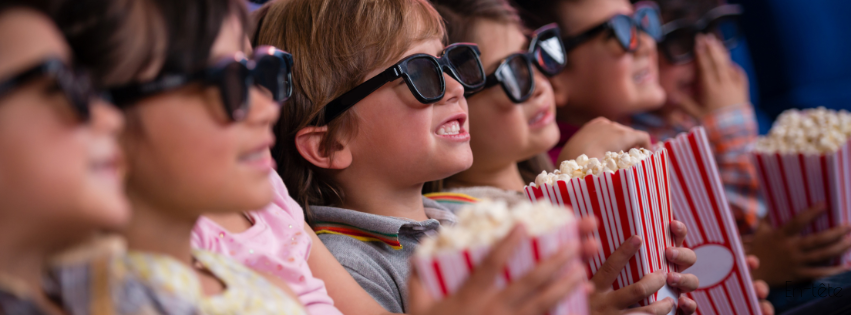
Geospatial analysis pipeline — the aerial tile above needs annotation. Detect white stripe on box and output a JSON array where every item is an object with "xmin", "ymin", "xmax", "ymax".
[
  {"xmin": 677, "ymin": 138, "xmax": 721, "ymax": 243},
  {"xmin": 709, "ymin": 285, "xmax": 733, "ymax": 315}
]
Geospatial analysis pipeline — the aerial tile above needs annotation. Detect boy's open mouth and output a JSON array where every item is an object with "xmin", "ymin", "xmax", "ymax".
[{"xmin": 435, "ymin": 114, "xmax": 470, "ymax": 141}]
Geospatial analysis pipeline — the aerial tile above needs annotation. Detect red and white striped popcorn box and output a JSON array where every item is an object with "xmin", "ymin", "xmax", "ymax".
[
  {"xmin": 658, "ymin": 127, "xmax": 762, "ymax": 315},
  {"xmin": 523, "ymin": 149, "xmax": 678, "ymax": 315},
  {"xmin": 752, "ymin": 140, "xmax": 851, "ymax": 266},
  {"xmin": 413, "ymin": 221, "xmax": 588, "ymax": 315}
]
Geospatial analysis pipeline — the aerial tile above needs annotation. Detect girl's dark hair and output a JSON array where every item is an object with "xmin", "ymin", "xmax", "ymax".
[
  {"xmin": 422, "ymin": 0, "xmax": 553, "ymax": 194},
  {"xmin": 48, "ymin": 0, "xmax": 247, "ymax": 88},
  {"xmin": 146, "ymin": 0, "xmax": 249, "ymax": 78}
]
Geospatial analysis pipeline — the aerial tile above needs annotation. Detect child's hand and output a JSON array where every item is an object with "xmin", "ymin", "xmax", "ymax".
[
  {"xmin": 670, "ymin": 34, "xmax": 750, "ymax": 119},
  {"xmin": 588, "ymin": 221, "xmax": 698, "ymax": 315},
  {"xmin": 558, "ymin": 117, "xmax": 651, "ymax": 164},
  {"xmin": 745, "ymin": 255, "xmax": 775, "ymax": 315},
  {"xmin": 409, "ymin": 217, "xmax": 600, "ymax": 315},
  {"xmin": 745, "ymin": 203, "xmax": 851, "ymax": 286}
]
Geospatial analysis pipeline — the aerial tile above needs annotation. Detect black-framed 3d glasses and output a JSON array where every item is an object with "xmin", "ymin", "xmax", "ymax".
[
  {"xmin": 659, "ymin": 4, "xmax": 743, "ymax": 64},
  {"xmin": 468, "ymin": 23, "xmax": 567, "ymax": 103},
  {"xmin": 319, "ymin": 43, "xmax": 486, "ymax": 125},
  {"xmin": 563, "ymin": 2, "xmax": 662, "ymax": 54},
  {"xmin": 0, "ymin": 57, "xmax": 94, "ymax": 122},
  {"xmin": 109, "ymin": 46, "xmax": 293, "ymax": 121}
]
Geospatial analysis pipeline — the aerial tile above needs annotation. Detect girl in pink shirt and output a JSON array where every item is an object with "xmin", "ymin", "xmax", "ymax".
[{"xmin": 193, "ymin": 172, "xmax": 343, "ymax": 315}]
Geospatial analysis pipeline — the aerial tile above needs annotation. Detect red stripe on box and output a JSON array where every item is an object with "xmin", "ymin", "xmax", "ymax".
[
  {"xmin": 755, "ymin": 154, "xmax": 782, "ymax": 227},
  {"xmin": 649, "ymin": 157, "xmax": 663, "ymax": 272},
  {"xmin": 689, "ymin": 136, "xmax": 730, "ymax": 246},
  {"xmin": 641, "ymin": 160, "xmax": 661, "ymax": 271},
  {"xmin": 463, "ymin": 250, "xmax": 474, "ymax": 273},
  {"xmin": 586, "ymin": 176, "xmax": 613, "ymax": 259},
  {"xmin": 532, "ymin": 238, "xmax": 542, "ymax": 263},
  {"xmin": 667, "ymin": 142, "xmax": 708, "ymax": 242},
  {"xmin": 503, "ymin": 267, "xmax": 512, "ymax": 284},
  {"xmin": 777, "ymin": 153, "xmax": 797, "ymax": 224},
  {"xmin": 822, "ymin": 156, "xmax": 835, "ymax": 229},
  {"xmin": 558, "ymin": 180, "xmax": 572, "ymax": 208},
  {"xmin": 799, "ymin": 155, "xmax": 813, "ymax": 206},
  {"xmin": 432, "ymin": 260, "xmax": 448, "ymax": 297}
]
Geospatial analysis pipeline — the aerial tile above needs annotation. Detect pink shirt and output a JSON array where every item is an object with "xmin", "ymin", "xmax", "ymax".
[{"xmin": 192, "ymin": 172, "xmax": 342, "ymax": 315}]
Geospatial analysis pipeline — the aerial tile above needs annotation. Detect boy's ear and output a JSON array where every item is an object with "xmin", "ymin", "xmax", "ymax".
[
  {"xmin": 294, "ymin": 126, "xmax": 352, "ymax": 170},
  {"xmin": 549, "ymin": 71, "xmax": 571, "ymax": 108}
]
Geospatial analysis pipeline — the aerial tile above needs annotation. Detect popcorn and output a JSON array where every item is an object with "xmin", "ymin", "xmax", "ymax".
[
  {"xmin": 417, "ymin": 200, "xmax": 574, "ymax": 256},
  {"xmin": 756, "ymin": 107, "xmax": 851, "ymax": 154},
  {"xmin": 531, "ymin": 149, "xmax": 653, "ymax": 187}
]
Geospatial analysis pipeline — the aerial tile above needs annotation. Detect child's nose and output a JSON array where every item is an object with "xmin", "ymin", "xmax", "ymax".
[
  {"xmin": 245, "ymin": 86, "xmax": 281, "ymax": 126},
  {"xmin": 634, "ymin": 32, "xmax": 658, "ymax": 57},
  {"xmin": 90, "ymin": 98, "xmax": 124, "ymax": 136},
  {"xmin": 436, "ymin": 72, "xmax": 465, "ymax": 106}
]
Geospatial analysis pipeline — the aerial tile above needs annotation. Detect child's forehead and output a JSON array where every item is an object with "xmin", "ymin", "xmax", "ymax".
[{"xmin": 562, "ymin": 0, "xmax": 634, "ymax": 34}]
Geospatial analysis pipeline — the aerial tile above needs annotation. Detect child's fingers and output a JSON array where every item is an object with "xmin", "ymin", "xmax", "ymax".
[
  {"xmin": 611, "ymin": 270, "xmax": 667, "ymax": 309},
  {"xmin": 666, "ymin": 247, "xmax": 697, "ymax": 269},
  {"xmin": 671, "ymin": 220, "xmax": 688, "ymax": 247},
  {"xmin": 579, "ymin": 216, "xmax": 601, "ymax": 259},
  {"xmin": 753, "ymin": 280, "xmax": 769, "ymax": 300},
  {"xmin": 515, "ymin": 262, "xmax": 588, "ymax": 315},
  {"xmin": 802, "ymin": 234, "xmax": 851, "ymax": 263},
  {"xmin": 502, "ymin": 241, "xmax": 579, "ymax": 305},
  {"xmin": 591, "ymin": 235, "xmax": 642, "ymax": 289},
  {"xmin": 629, "ymin": 296, "xmax": 675, "ymax": 315},
  {"xmin": 706, "ymin": 34, "xmax": 733, "ymax": 80},
  {"xmin": 760, "ymin": 300, "xmax": 775, "ymax": 315},
  {"xmin": 694, "ymin": 34, "xmax": 720, "ymax": 84},
  {"xmin": 782, "ymin": 203, "xmax": 827, "ymax": 236},
  {"xmin": 745, "ymin": 255, "xmax": 760, "ymax": 271},
  {"xmin": 458, "ymin": 225, "xmax": 527, "ymax": 298},
  {"xmin": 677, "ymin": 296, "xmax": 698, "ymax": 315},
  {"xmin": 667, "ymin": 272, "xmax": 699, "ymax": 292},
  {"xmin": 800, "ymin": 225, "xmax": 851, "ymax": 251}
]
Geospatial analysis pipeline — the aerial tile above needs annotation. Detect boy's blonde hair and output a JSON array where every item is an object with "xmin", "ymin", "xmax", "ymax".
[{"xmin": 256, "ymin": 0, "xmax": 445, "ymax": 218}]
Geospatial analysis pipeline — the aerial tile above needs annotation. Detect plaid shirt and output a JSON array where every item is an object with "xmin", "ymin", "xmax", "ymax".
[{"xmin": 630, "ymin": 105, "xmax": 763, "ymax": 234}]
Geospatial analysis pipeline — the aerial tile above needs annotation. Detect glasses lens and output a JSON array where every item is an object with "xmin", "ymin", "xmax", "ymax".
[
  {"xmin": 221, "ymin": 62, "xmax": 250, "ymax": 120},
  {"xmin": 447, "ymin": 46, "xmax": 484, "ymax": 87},
  {"xmin": 661, "ymin": 28, "xmax": 697, "ymax": 62},
  {"xmin": 407, "ymin": 56, "xmax": 443, "ymax": 100},
  {"xmin": 497, "ymin": 55, "xmax": 533, "ymax": 102},
  {"xmin": 58, "ymin": 68, "xmax": 92, "ymax": 121},
  {"xmin": 636, "ymin": 7, "xmax": 662, "ymax": 42},
  {"xmin": 611, "ymin": 15, "xmax": 639, "ymax": 51},
  {"xmin": 707, "ymin": 17, "xmax": 740, "ymax": 48},
  {"xmin": 533, "ymin": 30, "xmax": 566, "ymax": 75},
  {"xmin": 255, "ymin": 55, "xmax": 286, "ymax": 103}
]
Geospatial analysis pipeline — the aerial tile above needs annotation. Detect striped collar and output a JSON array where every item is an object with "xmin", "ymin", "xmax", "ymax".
[
  {"xmin": 424, "ymin": 192, "xmax": 479, "ymax": 205},
  {"xmin": 309, "ymin": 197, "xmax": 455, "ymax": 250}
]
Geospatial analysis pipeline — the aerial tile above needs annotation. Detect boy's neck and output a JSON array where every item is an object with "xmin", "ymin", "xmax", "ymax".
[
  {"xmin": 122, "ymin": 196, "xmax": 196, "ymax": 267},
  {"xmin": 447, "ymin": 161, "xmax": 525, "ymax": 192},
  {"xmin": 338, "ymin": 180, "xmax": 429, "ymax": 222}
]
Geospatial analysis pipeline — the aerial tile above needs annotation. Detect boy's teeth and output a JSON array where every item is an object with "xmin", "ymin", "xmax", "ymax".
[{"xmin": 437, "ymin": 120, "xmax": 461, "ymax": 135}]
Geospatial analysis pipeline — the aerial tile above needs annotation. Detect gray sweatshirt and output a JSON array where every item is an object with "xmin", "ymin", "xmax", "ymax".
[{"xmin": 310, "ymin": 197, "xmax": 457, "ymax": 313}]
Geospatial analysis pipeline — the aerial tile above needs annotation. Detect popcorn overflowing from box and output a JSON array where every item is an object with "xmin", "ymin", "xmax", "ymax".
[
  {"xmin": 752, "ymin": 107, "xmax": 851, "ymax": 266},
  {"xmin": 414, "ymin": 200, "xmax": 588, "ymax": 315},
  {"xmin": 660, "ymin": 127, "xmax": 762, "ymax": 315},
  {"xmin": 525, "ymin": 148, "xmax": 678, "ymax": 315}
]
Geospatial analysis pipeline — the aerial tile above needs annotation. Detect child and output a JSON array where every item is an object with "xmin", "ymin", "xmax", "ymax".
[
  {"xmin": 263, "ymin": 0, "xmax": 591, "ymax": 312},
  {"xmin": 427, "ymin": 1, "xmax": 698, "ymax": 315},
  {"xmin": 0, "ymin": 3, "xmax": 129, "ymax": 313},
  {"xmin": 67, "ymin": 0, "xmax": 307, "ymax": 313}
]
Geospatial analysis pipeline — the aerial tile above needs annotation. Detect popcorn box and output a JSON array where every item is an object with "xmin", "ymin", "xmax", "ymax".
[
  {"xmin": 524, "ymin": 149, "xmax": 678, "ymax": 315},
  {"xmin": 413, "ymin": 221, "xmax": 588, "ymax": 315},
  {"xmin": 752, "ymin": 141, "xmax": 851, "ymax": 266},
  {"xmin": 659, "ymin": 127, "xmax": 762, "ymax": 315}
]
